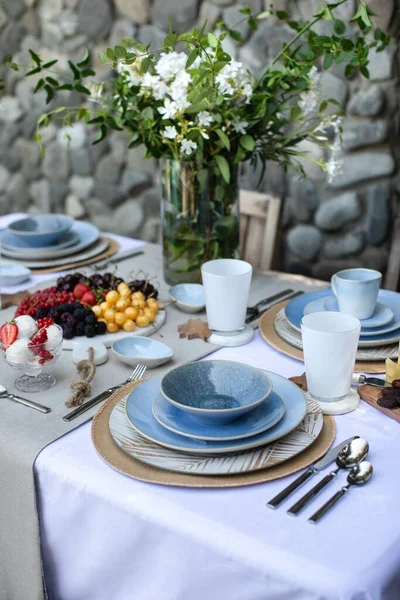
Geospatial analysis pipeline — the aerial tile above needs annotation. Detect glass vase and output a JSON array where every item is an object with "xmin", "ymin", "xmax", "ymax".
[{"xmin": 161, "ymin": 159, "xmax": 240, "ymax": 285}]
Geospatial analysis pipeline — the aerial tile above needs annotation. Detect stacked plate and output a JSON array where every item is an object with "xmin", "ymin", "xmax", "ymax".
[
  {"xmin": 109, "ymin": 360, "xmax": 325, "ymax": 476},
  {"xmin": 274, "ymin": 288, "xmax": 400, "ymax": 360},
  {"xmin": 0, "ymin": 215, "xmax": 106, "ymax": 269}
]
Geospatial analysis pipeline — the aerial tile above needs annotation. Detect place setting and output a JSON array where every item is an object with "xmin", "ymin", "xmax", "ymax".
[
  {"xmin": 0, "ymin": 214, "xmax": 118, "ymax": 273},
  {"xmin": 259, "ymin": 268, "xmax": 400, "ymax": 369}
]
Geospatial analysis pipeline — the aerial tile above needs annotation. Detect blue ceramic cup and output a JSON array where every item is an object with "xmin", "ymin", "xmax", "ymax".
[{"xmin": 331, "ymin": 268, "xmax": 382, "ymax": 319}]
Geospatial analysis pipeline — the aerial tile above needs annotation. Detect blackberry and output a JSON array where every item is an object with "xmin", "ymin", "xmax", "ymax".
[
  {"xmin": 95, "ymin": 321, "xmax": 107, "ymax": 335},
  {"xmin": 35, "ymin": 307, "xmax": 49, "ymax": 319},
  {"xmin": 84, "ymin": 325, "xmax": 96, "ymax": 338},
  {"xmin": 63, "ymin": 326, "xmax": 75, "ymax": 340},
  {"xmin": 61, "ymin": 313, "xmax": 70, "ymax": 322},
  {"xmin": 85, "ymin": 313, "xmax": 97, "ymax": 326},
  {"xmin": 74, "ymin": 307, "xmax": 87, "ymax": 321},
  {"xmin": 75, "ymin": 322, "xmax": 85, "ymax": 336}
]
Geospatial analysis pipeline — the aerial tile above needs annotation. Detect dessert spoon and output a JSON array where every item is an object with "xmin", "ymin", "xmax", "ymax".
[{"xmin": 0, "ymin": 384, "xmax": 51, "ymax": 413}]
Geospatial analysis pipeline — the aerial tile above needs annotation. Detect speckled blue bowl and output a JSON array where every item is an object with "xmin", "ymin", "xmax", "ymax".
[
  {"xmin": 160, "ymin": 360, "xmax": 273, "ymax": 425},
  {"xmin": 7, "ymin": 214, "xmax": 74, "ymax": 247}
]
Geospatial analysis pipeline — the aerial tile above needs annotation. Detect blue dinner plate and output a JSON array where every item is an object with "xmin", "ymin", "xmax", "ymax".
[
  {"xmin": 125, "ymin": 372, "xmax": 307, "ymax": 454},
  {"xmin": 0, "ymin": 221, "xmax": 99, "ymax": 260},
  {"xmin": 285, "ymin": 289, "xmax": 400, "ymax": 346},
  {"xmin": 152, "ymin": 391, "xmax": 285, "ymax": 441},
  {"xmin": 1, "ymin": 230, "xmax": 80, "ymax": 252}
]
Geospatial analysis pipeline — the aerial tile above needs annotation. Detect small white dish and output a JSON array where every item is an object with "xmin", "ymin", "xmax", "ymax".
[
  {"xmin": 112, "ymin": 336, "xmax": 173, "ymax": 369},
  {"xmin": 0, "ymin": 264, "xmax": 31, "ymax": 286},
  {"xmin": 169, "ymin": 283, "xmax": 205, "ymax": 313}
]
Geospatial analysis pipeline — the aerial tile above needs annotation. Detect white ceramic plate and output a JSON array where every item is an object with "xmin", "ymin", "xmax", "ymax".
[
  {"xmin": 274, "ymin": 308, "xmax": 399, "ymax": 360},
  {"xmin": 109, "ymin": 387, "xmax": 323, "ymax": 475},
  {"xmin": 62, "ymin": 310, "xmax": 166, "ymax": 350}
]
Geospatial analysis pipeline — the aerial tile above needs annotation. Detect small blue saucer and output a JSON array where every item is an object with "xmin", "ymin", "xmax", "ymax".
[
  {"xmin": 324, "ymin": 297, "xmax": 393, "ymax": 328},
  {"xmin": 152, "ymin": 391, "xmax": 285, "ymax": 441},
  {"xmin": 169, "ymin": 283, "xmax": 205, "ymax": 313},
  {"xmin": 0, "ymin": 264, "xmax": 31, "ymax": 286}
]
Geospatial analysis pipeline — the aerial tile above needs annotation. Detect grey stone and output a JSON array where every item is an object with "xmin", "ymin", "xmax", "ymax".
[
  {"xmin": 14, "ymin": 138, "xmax": 41, "ymax": 170},
  {"xmin": 329, "ymin": 151, "xmax": 395, "ymax": 188},
  {"xmin": 368, "ymin": 0, "xmax": 394, "ymax": 32},
  {"xmin": 0, "ymin": 96, "xmax": 23, "ymax": 123},
  {"xmin": 29, "ymin": 178, "xmax": 51, "ymax": 212},
  {"xmin": 0, "ymin": 165, "xmax": 11, "ymax": 192},
  {"xmin": 60, "ymin": 10, "xmax": 79, "ymax": 37},
  {"xmin": 6, "ymin": 173, "xmax": 29, "ymax": 209},
  {"xmin": 324, "ymin": 231, "xmax": 366, "ymax": 259},
  {"xmin": 348, "ymin": 85, "xmax": 385, "ymax": 117},
  {"xmin": 140, "ymin": 186, "xmax": 161, "ymax": 217},
  {"xmin": 120, "ymin": 170, "xmax": 150, "ymax": 195},
  {"xmin": 320, "ymin": 72, "xmax": 348, "ymax": 108},
  {"xmin": 63, "ymin": 35, "xmax": 87, "ymax": 56},
  {"xmin": 39, "ymin": 0, "xmax": 62, "ymax": 21},
  {"xmin": 24, "ymin": 0, "xmax": 36, "ymax": 7},
  {"xmin": 86, "ymin": 197, "xmax": 113, "ymax": 218},
  {"xmin": 78, "ymin": 0, "xmax": 112, "ymax": 39},
  {"xmin": 364, "ymin": 184, "xmax": 390, "ymax": 246},
  {"xmin": 0, "ymin": 9, "xmax": 8, "ymax": 31},
  {"xmin": 95, "ymin": 154, "xmax": 121, "ymax": 184},
  {"xmin": 239, "ymin": 21, "xmax": 292, "ymax": 74},
  {"xmin": 3, "ymin": 0, "xmax": 25, "ymax": 19},
  {"xmin": 294, "ymin": 140, "xmax": 325, "ymax": 182},
  {"xmin": 368, "ymin": 47, "xmax": 393, "ymax": 81},
  {"xmin": 286, "ymin": 225, "xmax": 323, "ymax": 261},
  {"xmin": 71, "ymin": 148, "xmax": 92, "ymax": 176},
  {"xmin": 91, "ymin": 214, "xmax": 117, "ymax": 232},
  {"xmin": 42, "ymin": 142, "xmax": 70, "ymax": 181},
  {"xmin": 141, "ymin": 216, "xmax": 161, "ymax": 243},
  {"xmin": 114, "ymin": 0, "xmax": 150, "ymax": 24},
  {"xmin": 0, "ymin": 195, "xmax": 9, "ymax": 216},
  {"xmin": 0, "ymin": 23, "xmax": 25, "ymax": 58},
  {"xmin": 65, "ymin": 194, "xmax": 85, "ymax": 218},
  {"xmin": 70, "ymin": 175, "xmax": 94, "ymax": 200},
  {"xmin": 57, "ymin": 123, "xmax": 87, "ymax": 150},
  {"xmin": 312, "ymin": 258, "xmax": 363, "ymax": 281},
  {"xmin": 109, "ymin": 19, "xmax": 136, "ymax": 48},
  {"xmin": 211, "ymin": 0, "xmax": 234, "ymax": 5},
  {"xmin": 49, "ymin": 182, "xmax": 69, "ymax": 211},
  {"xmin": 152, "ymin": 0, "xmax": 200, "ymax": 33},
  {"xmin": 114, "ymin": 199, "xmax": 144, "ymax": 236},
  {"xmin": 342, "ymin": 119, "xmax": 388, "ymax": 152},
  {"xmin": 125, "ymin": 146, "xmax": 157, "ymax": 175},
  {"xmin": 288, "ymin": 178, "xmax": 319, "ymax": 222},
  {"xmin": 223, "ymin": 5, "xmax": 250, "ymax": 41},
  {"xmin": 331, "ymin": 0, "xmax": 355, "ymax": 20},
  {"xmin": 315, "ymin": 192, "xmax": 360, "ymax": 231},
  {"xmin": 198, "ymin": 2, "xmax": 221, "ymax": 31},
  {"xmin": 88, "ymin": 136, "xmax": 109, "ymax": 165},
  {"xmin": 1, "ymin": 149, "xmax": 21, "ymax": 171},
  {"xmin": 359, "ymin": 245, "xmax": 389, "ymax": 273},
  {"xmin": 93, "ymin": 182, "xmax": 124, "ymax": 207},
  {"xmin": 137, "ymin": 25, "xmax": 166, "ymax": 50},
  {"xmin": 109, "ymin": 133, "xmax": 129, "ymax": 166},
  {"xmin": 20, "ymin": 108, "xmax": 44, "ymax": 137},
  {"xmin": 22, "ymin": 9, "xmax": 40, "ymax": 36},
  {"xmin": 42, "ymin": 22, "xmax": 62, "ymax": 47}
]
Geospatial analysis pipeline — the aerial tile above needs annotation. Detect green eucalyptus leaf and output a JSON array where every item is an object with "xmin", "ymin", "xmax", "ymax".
[
  {"xmin": 75, "ymin": 83, "xmax": 91, "ymax": 94},
  {"xmin": 215, "ymin": 155, "xmax": 230, "ymax": 183},
  {"xmin": 207, "ymin": 32, "xmax": 218, "ymax": 48},
  {"xmin": 229, "ymin": 29, "xmax": 243, "ymax": 42},
  {"xmin": 186, "ymin": 49, "xmax": 199, "ymax": 69},
  {"xmin": 239, "ymin": 135, "xmax": 255, "ymax": 151},
  {"xmin": 34, "ymin": 78, "xmax": 45, "ymax": 93},
  {"xmin": 68, "ymin": 60, "xmax": 81, "ymax": 80},
  {"xmin": 323, "ymin": 53, "xmax": 333, "ymax": 69},
  {"xmin": 106, "ymin": 48, "xmax": 115, "ymax": 60},
  {"xmin": 29, "ymin": 49, "xmax": 41, "ymax": 67},
  {"xmin": 42, "ymin": 60, "xmax": 58, "ymax": 69},
  {"xmin": 215, "ymin": 128, "xmax": 230, "ymax": 150},
  {"xmin": 333, "ymin": 20, "xmax": 346, "ymax": 35},
  {"xmin": 26, "ymin": 67, "xmax": 41, "ymax": 76},
  {"xmin": 77, "ymin": 49, "xmax": 90, "ymax": 66},
  {"xmin": 93, "ymin": 124, "xmax": 108, "ymax": 145}
]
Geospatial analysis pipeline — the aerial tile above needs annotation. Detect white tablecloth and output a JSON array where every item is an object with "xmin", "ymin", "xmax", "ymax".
[{"xmin": 3, "ymin": 216, "xmax": 400, "ymax": 600}]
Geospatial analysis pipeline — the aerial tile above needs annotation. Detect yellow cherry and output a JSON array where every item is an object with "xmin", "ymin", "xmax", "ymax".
[
  {"xmin": 106, "ymin": 290, "xmax": 120, "ymax": 305},
  {"xmin": 106, "ymin": 322, "xmax": 119, "ymax": 333},
  {"xmin": 123, "ymin": 319, "xmax": 136, "ymax": 332},
  {"xmin": 92, "ymin": 305, "xmax": 102, "ymax": 317},
  {"xmin": 115, "ymin": 311, "xmax": 127, "ymax": 326},
  {"xmin": 136, "ymin": 315, "xmax": 150, "ymax": 328},
  {"xmin": 115, "ymin": 297, "xmax": 129, "ymax": 311},
  {"xmin": 100, "ymin": 301, "xmax": 109, "ymax": 312},
  {"xmin": 104, "ymin": 308, "xmax": 115, "ymax": 323},
  {"xmin": 125, "ymin": 306, "xmax": 139, "ymax": 321},
  {"xmin": 143, "ymin": 307, "xmax": 156, "ymax": 323}
]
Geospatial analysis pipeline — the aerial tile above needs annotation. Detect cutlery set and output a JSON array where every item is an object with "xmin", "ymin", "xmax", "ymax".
[{"xmin": 267, "ymin": 436, "xmax": 373, "ymax": 523}]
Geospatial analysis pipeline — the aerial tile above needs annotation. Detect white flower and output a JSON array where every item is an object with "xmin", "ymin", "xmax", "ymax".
[
  {"xmin": 180, "ymin": 139, "xmax": 197, "ymax": 155},
  {"xmin": 140, "ymin": 73, "xmax": 167, "ymax": 101},
  {"xmin": 117, "ymin": 60, "xmax": 142, "ymax": 86},
  {"xmin": 326, "ymin": 154, "xmax": 343, "ymax": 183},
  {"xmin": 298, "ymin": 67, "xmax": 323, "ymax": 118},
  {"xmin": 158, "ymin": 99, "xmax": 179, "ymax": 120},
  {"xmin": 233, "ymin": 120, "xmax": 248, "ymax": 134},
  {"xmin": 216, "ymin": 60, "xmax": 253, "ymax": 102},
  {"xmin": 198, "ymin": 111, "xmax": 213, "ymax": 127},
  {"xmin": 85, "ymin": 81, "xmax": 104, "ymax": 103},
  {"xmin": 155, "ymin": 52, "xmax": 187, "ymax": 81},
  {"xmin": 163, "ymin": 125, "xmax": 178, "ymax": 140}
]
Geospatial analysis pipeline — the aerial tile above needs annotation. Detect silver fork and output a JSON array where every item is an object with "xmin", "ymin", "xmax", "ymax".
[{"xmin": 63, "ymin": 364, "xmax": 147, "ymax": 422}]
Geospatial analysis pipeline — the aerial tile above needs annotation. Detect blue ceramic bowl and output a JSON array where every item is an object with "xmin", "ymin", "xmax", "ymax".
[
  {"xmin": 7, "ymin": 214, "xmax": 74, "ymax": 247},
  {"xmin": 168, "ymin": 284, "xmax": 205, "ymax": 313},
  {"xmin": 160, "ymin": 360, "xmax": 273, "ymax": 425},
  {"xmin": 112, "ymin": 336, "xmax": 173, "ymax": 369}
]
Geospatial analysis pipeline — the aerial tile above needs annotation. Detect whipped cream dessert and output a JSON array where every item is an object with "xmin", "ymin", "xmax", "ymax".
[
  {"xmin": 45, "ymin": 324, "xmax": 63, "ymax": 351},
  {"xmin": 5, "ymin": 338, "xmax": 31, "ymax": 365},
  {"xmin": 14, "ymin": 315, "xmax": 38, "ymax": 339}
]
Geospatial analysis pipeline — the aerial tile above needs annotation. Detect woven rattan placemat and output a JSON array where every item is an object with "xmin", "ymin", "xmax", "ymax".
[
  {"xmin": 259, "ymin": 301, "xmax": 387, "ymax": 374},
  {"xmin": 29, "ymin": 237, "xmax": 120, "ymax": 273},
  {"xmin": 91, "ymin": 380, "xmax": 336, "ymax": 488}
]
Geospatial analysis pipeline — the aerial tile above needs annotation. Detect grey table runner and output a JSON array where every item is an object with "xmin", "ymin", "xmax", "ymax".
[{"xmin": 0, "ymin": 243, "xmax": 325, "ymax": 600}]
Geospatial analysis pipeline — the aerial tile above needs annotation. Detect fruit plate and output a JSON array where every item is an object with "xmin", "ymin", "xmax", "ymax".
[{"xmin": 62, "ymin": 309, "xmax": 166, "ymax": 350}]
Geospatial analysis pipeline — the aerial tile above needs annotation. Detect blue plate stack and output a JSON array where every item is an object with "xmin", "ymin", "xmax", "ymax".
[
  {"xmin": 0, "ymin": 215, "xmax": 103, "ymax": 269},
  {"xmin": 124, "ymin": 360, "xmax": 308, "ymax": 455},
  {"xmin": 284, "ymin": 289, "xmax": 400, "ymax": 349}
]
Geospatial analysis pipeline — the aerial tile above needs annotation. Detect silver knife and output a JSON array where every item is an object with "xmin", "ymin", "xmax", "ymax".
[
  {"xmin": 246, "ymin": 290, "xmax": 304, "ymax": 325},
  {"xmin": 266, "ymin": 436, "xmax": 359, "ymax": 509},
  {"xmin": 352, "ymin": 374, "xmax": 385, "ymax": 387},
  {"xmin": 247, "ymin": 289, "xmax": 293, "ymax": 316}
]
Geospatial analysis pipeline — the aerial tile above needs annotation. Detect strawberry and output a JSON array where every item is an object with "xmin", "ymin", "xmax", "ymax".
[
  {"xmin": 73, "ymin": 283, "xmax": 90, "ymax": 299},
  {"xmin": 80, "ymin": 290, "xmax": 97, "ymax": 306},
  {"xmin": 0, "ymin": 322, "xmax": 18, "ymax": 348}
]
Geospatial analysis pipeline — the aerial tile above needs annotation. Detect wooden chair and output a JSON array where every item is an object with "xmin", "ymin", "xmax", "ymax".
[
  {"xmin": 384, "ymin": 217, "xmax": 400, "ymax": 290},
  {"xmin": 240, "ymin": 189, "xmax": 282, "ymax": 271}
]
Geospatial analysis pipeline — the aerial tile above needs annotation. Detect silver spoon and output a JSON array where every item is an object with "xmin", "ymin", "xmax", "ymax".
[
  {"xmin": 287, "ymin": 438, "xmax": 369, "ymax": 515},
  {"xmin": 0, "ymin": 385, "xmax": 51, "ymax": 413},
  {"xmin": 309, "ymin": 461, "xmax": 373, "ymax": 524}
]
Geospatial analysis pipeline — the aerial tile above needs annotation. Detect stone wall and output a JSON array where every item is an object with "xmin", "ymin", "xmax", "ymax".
[{"xmin": 0, "ymin": 0, "xmax": 399, "ymax": 280}]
